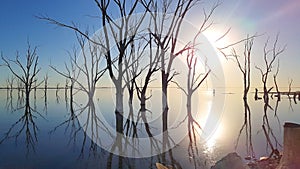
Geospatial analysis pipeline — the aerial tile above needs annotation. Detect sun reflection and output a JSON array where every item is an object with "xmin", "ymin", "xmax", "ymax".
[
  {"xmin": 192, "ymin": 90, "xmax": 224, "ymax": 154},
  {"xmin": 203, "ymin": 122, "xmax": 223, "ymax": 154},
  {"xmin": 205, "ymin": 137, "xmax": 216, "ymax": 153}
]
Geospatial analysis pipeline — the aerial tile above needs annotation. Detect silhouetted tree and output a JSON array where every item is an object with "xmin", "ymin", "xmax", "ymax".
[
  {"xmin": 2, "ymin": 42, "xmax": 42, "ymax": 100},
  {"xmin": 173, "ymin": 46, "xmax": 210, "ymax": 143},
  {"xmin": 1, "ymin": 42, "xmax": 44, "ymax": 155},
  {"xmin": 51, "ymin": 33, "xmax": 106, "ymax": 101},
  {"xmin": 231, "ymin": 35, "xmax": 255, "ymax": 100},
  {"xmin": 255, "ymin": 34, "xmax": 286, "ymax": 103},
  {"xmin": 287, "ymin": 78, "xmax": 293, "ymax": 99},
  {"xmin": 42, "ymin": 74, "xmax": 48, "ymax": 112},
  {"xmin": 39, "ymin": 0, "xmax": 148, "ymax": 134},
  {"xmin": 93, "ymin": 0, "xmax": 149, "ymax": 134},
  {"xmin": 134, "ymin": 34, "xmax": 160, "ymax": 136},
  {"xmin": 273, "ymin": 60, "xmax": 280, "ymax": 100},
  {"xmin": 5, "ymin": 76, "xmax": 14, "ymax": 110},
  {"xmin": 141, "ymin": 0, "xmax": 219, "ymax": 132},
  {"xmin": 5, "ymin": 76, "xmax": 14, "ymax": 100},
  {"xmin": 123, "ymin": 38, "xmax": 149, "ymax": 136}
]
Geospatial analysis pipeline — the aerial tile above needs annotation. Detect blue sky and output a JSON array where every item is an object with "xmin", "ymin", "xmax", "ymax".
[
  {"xmin": 0, "ymin": 0, "xmax": 300, "ymax": 88},
  {"xmin": 0, "ymin": 0, "xmax": 100, "ymax": 85},
  {"xmin": 0, "ymin": 0, "xmax": 97, "ymax": 61}
]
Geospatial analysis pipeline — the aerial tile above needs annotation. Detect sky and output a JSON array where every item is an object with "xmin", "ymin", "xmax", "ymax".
[{"xmin": 0, "ymin": 0, "xmax": 300, "ymax": 89}]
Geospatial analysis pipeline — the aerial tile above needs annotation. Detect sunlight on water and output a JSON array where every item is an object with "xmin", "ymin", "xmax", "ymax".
[
  {"xmin": 1, "ymin": 88, "xmax": 300, "ymax": 168},
  {"xmin": 204, "ymin": 122, "xmax": 223, "ymax": 154}
]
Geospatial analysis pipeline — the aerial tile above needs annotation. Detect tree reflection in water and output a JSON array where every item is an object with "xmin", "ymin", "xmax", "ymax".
[
  {"xmin": 236, "ymin": 95, "xmax": 286, "ymax": 162},
  {"xmin": 235, "ymin": 99, "xmax": 255, "ymax": 160},
  {"xmin": 261, "ymin": 98, "xmax": 282, "ymax": 158},
  {"xmin": 50, "ymin": 94, "xmax": 107, "ymax": 159},
  {"xmin": 0, "ymin": 91, "xmax": 45, "ymax": 156},
  {"xmin": 46, "ymin": 87, "xmax": 187, "ymax": 168}
]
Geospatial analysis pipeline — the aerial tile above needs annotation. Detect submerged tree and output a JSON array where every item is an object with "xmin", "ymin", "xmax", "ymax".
[
  {"xmin": 134, "ymin": 34, "xmax": 161, "ymax": 137},
  {"xmin": 273, "ymin": 60, "xmax": 280, "ymax": 100},
  {"xmin": 123, "ymin": 37, "xmax": 149, "ymax": 136},
  {"xmin": 93, "ymin": 0, "xmax": 148, "ymax": 134},
  {"xmin": 173, "ymin": 46, "xmax": 211, "ymax": 143},
  {"xmin": 0, "ymin": 42, "xmax": 44, "ymax": 155},
  {"xmin": 39, "ymin": 0, "xmax": 148, "ymax": 134},
  {"xmin": 5, "ymin": 76, "xmax": 14, "ymax": 100},
  {"xmin": 231, "ymin": 35, "xmax": 255, "ymax": 100},
  {"xmin": 255, "ymin": 34, "xmax": 286, "ymax": 103},
  {"xmin": 51, "ymin": 33, "xmax": 106, "ymax": 100},
  {"xmin": 5, "ymin": 76, "xmax": 14, "ymax": 110},
  {"xmin": 135, "ymin": 34, "xmax": 160, "ymax": 114},
  {"xmin": 2, "ymin": 42, "xmax": 42, "ymax": 99},
  {"xmin": 142, "ymin": 0, "xmax": 219, "ymax": 132}
]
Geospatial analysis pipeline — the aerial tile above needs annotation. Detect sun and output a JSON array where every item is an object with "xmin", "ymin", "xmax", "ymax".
[
  {"xmin": 199, "ymin": 29, "xmax": 229, "ymax": 70},
  {"xmin": 204, "ymin": 29, "xmax": 231, "ymax": 48}
]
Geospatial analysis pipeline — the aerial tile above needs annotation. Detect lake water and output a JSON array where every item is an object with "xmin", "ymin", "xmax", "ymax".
[{"xmin": 0, "ymin": 87, "xmax": 299, "ymax": 169}]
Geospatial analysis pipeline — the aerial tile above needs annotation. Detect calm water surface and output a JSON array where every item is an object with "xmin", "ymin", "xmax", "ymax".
[{"xmin": 0, "ymin": 87, "xmax": 299, "ymax": 168}]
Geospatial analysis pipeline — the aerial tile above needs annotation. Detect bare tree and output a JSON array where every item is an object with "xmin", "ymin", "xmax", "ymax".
[
  {"xmin": 231, "ymin": 36, "xmax": 254, "ymax": 100},
  {"xmin": 39, "ymin": 0, "xmax": 148, "ymax": 134},
  {"xmin": 6, "ymin": 76, "xmax": 14, "ymax": 99},
  {"xmin": 123, "ymin": 37, "xmax": 149, "ymax": 136},
  {"xmin": 44, "ymin": 74, "xmax": 48, "ymax": 91},
  {"xmin": 0, "ymin": 42, "xmax": 45, "ymax": 156},
  {"xmin": 94, "ymin": 0, "xmax": 149, "ymax": 134},
  {"xmin": 65, "ymin": 78, "xmax": 69, "ymax": 103},
  {"xmin": 131, "ymin": 34, "xmax": 161, "ymax": 138},
  {"xmin": 287, "ymin": 78, "xmax": 293, "ymax": 98},
  {"xmin": 2, "ymin": 42, "xmax": 42, "ymax": 100},
  {"xmin": 173, "ymin": 47, "xmax": 211, "ymax": 143},
  {"xmin": 6, "ymin": 76, "xmax": 14, "ymax": 89},
  {"xmin": 16, "ymin": 78, "xmax": 22, "ymax": 99},
  {"xmin": 135, "ymin": 34, "xmax": 160, "ymax": 114},
  {"xmin": 255, "ymin": 34, "xmax": 286, "ymax": 103},
  {"xmin": 56, "ymin": 83, "xmax": 60, "ymax": 103},
  {"xmin": 5, "ymin": 76, "xmax": 14, "ymax": 110},
  {"xmin": 273, "ymin": 60, "xmax": 280, "ymax": 100},
  {"xmin": 51, "ymin": 34, "xmax": 105, "ymax": 100},
  {"xmin": 42, "ymin": 74, "xmax": 48, "ymax": 112},
  {"xmin": 141, "ymin": 0, "xmax": 219, "ymax": 132}
]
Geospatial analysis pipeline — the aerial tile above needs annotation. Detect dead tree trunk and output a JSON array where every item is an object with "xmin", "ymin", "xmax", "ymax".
[
  {"xmin": 255, "ymin": 34, "xmax": 286, "ymax": 103},
  {"xmin": 172, "ymin": 42, "xmax": 211, "ymax": 143},
  {"xmin": 231, "ymin": 35, "xmax": 254, "ymax": 100},
  {"xmin": 2, "ymin": 42, "xmax": 41, "ymax": 100},
  {"xmin": 115, "ymin": 80, "xmax": 124, "ymax": 134},
  {"xmin": 123, "ymin": 39, "xmax": 148, "ymax": 136},
  {"xmin": 142, "ymin": 0, "xmax": 219, "ymax": 133},
  {"xmin": 287, "ymin": 79, "xmax": 293, "ymax": 99},
  {"xmin": 273, "ymin": 60, "xmax": 281, "ymax": 100},
  {"xmin": 162, "ymin": 73, "xmax": 169, "ymax": 132}
]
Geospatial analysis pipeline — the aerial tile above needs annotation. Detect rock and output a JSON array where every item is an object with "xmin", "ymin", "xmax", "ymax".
[
  {"xmin": 156, "ymin": 163, "xmax": 169, "ymax": 169},
  {"xmin": 277, "ymin": 122, "xmax": 300, "ymax": 169},
  {"xmin": 252, "ymin": 157, "xmax": 280, "ymax": 169},
  {"xmin": 211, "ymin": 152, "xmax": 250, "ymax": 169},
  {"xmin": 245, "ymin": 156, "xmax": 252, "ymax": 160}
]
